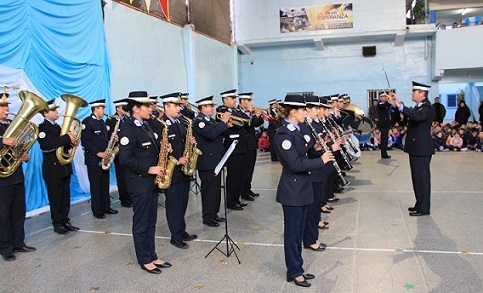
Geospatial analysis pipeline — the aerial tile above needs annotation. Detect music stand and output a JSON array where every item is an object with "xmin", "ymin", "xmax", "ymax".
[
  {"xmin": 205, "ymin": 140, "xmax": 241, "ymax": 264},
  {"xmin": 189, "ymin": 171, "xmax": 201, "ymax": 195}
]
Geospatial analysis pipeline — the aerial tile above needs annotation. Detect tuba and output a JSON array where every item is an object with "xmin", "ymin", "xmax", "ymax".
[
  {"xmin": 179, "ymin": 115, "xmax": 202, "ymax": 177},
  {"xmin": 0, "ymin": 90, "xmax": 50, "ymax": 178},
  {"xmin": 153, "ymin": 116, "xmax": 179, "ymax": 189},
  {"xmin": 55, "ymin": 94, "xmax": 88, "ymax": 165},
  {"xmin": 101, "ymin": 116, "xmax": 120, "ymax": 170}
]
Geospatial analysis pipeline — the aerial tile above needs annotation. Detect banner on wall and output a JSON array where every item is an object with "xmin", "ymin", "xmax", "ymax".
[
  {"xmin": 117, "ymin": 0, "xmax": 169, "ymax": 20},
  {"xmin": 280, "ymin": 3, "xmax": 353, "ymax": 33}
]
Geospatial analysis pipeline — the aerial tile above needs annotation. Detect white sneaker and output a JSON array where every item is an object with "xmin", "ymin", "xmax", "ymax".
[{"xmin": 461, "ymin": 148, "xmax": 468, "ymax": 151}]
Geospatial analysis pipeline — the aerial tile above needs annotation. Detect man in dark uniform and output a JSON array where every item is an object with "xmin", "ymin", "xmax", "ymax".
[
  {"xmin": 106, "ymin": 99, "xmax": 131, "ymax": 207},
  {"xmin": 0, "ymin": 91, "xmax": 36, "ymax": 261},
  {"xmin": 267, "ymin": 99, "xmax": 280, "ymax": 162},
  {"xmin": 180, "ymin": 93, "xmax": 195, "ymax": 119},
  {"xmin": 119, "ymin": 91, "xmax": 171, "ymax": 274},
  {"xmin": 159, "ymin": 92, "xmax": 198, "ymax": 249},
  {"xmin": 81, "ymin": 99, "xmax": 118, "ymax": 219},
  {"xmin": 238, "ymin": 92, "xmax": 264, "ymax": 201},
  {"xmin": 377, "ymin": 92, "xmax": 392, "ymax": 159},
  {"xmin": 390, "ymin": 82, "xmax": 434, "ymax": 216},
  {"xmin": 192, "ymin": 96, "xmax": 231, "ymax": 227},
  {"xmin": 216, "ymin": 89, "xmax": 248, "ymax": 210},
  {"xmin": 146, "ymin": 96, "xmax": 164, "ymax": 139},
  {"xmin": 38, "ymin": 100, "xmax": 79, "ymax": 234}
]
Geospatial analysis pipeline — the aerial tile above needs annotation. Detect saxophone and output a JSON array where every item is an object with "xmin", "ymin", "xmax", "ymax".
[
  {"xmin": 101, "ymin": 116, "xmax": 120, "ymax": 170},
  {"xmin": 153, "ymin": 116, "xmax": 179, "ymax": 189},
  {"xmin": 180, "ymin": 115, "xmax": 202, "ymax": 176}
]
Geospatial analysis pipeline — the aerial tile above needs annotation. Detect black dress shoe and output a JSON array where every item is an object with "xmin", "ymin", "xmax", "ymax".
[
  {"xmin": 408, "ymin": 207, "xmax": 417, "ymax": 212},
  {"xmin": 94, "ymin": 213, "xmax": 106, "ymax": 219},
  {"xmin": 104, "ymin": 208, "xmax": 118, "ymax": 214},
  {"xmin": 183, "ymin": 234, "xmax": 198, "ymax": 241},
  {"xmin": 54, "ymin": 225, "xmax": 70, "ymax": 234},
  {"xmin": 318, "ymin": 224, "xmax": 329, "ymax": 230},
  {"xmin": 121, "ymin": 201, "xmax": 133, "ymax": 208},
  {"xmin": 2, "ymin": 252, "xmax": 16, "ymax": 261},
  {"xmin": 303, "ymin": 273, "xmax": 315, "ymax": 280},
  {"xmin": 153, "ymin": 261, "xmax": 172, "ymax": 268},
  {"xmin": 170, "ymin": 241, "xmax": 189, "ymax": 249},
  {"xmin": 236, "ymin": 201, "xmax": 248, "ymax": 207},
  {"xmin": 382, "ymin": 155, "xmax": 392, "ymax": 159},
  {"xmin": 328, "ymin": 198, "xmax": 339, "ymax": 203},
  {"xmin": 287, "ymin": 277, "xmax": 311, "ymax": 287},
  {"xmin": 249, "ymin": 190, "xmax": 260, "ymax": 197},
  {"xmin": 227, "ymin": 205, "xmax": 243, "ymax": 211},
  {"xmin": 140, "ymin": 264, "xmax": 161, "ymax": 274},
  {"xmin": 62, "ymin": 222, "xmax": 79, "ymax": 231},
  {"xmin": 241, "ymin": 195, "xmax": 255, "ymax": 201},
  {"xmin": 214, "ymin": 217, "xmax": 226, "ymax": 222},
  {"xmin": 321, "ymin": 208, "xmax": 331, "ymax": 214},
  {"xmin": 203, "ymin": 221, "xmax": 220, "ymax": 227},
  {"xmin": 409, "ymin": 211, "xmax": 430, "ymax": 216},
  {"xmin": 13, "ymin": 246, "xmax": 36, "ymax": 253},
  {"xmin": 326, "ymin": 206, "xmax": 334, "ymax": 210},
  {"xmin": 304, "ymin": 245, "xmax": 326, "ymax": 251}
]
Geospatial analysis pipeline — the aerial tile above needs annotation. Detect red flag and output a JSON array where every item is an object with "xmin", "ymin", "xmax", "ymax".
[{"xmin": 159, "ymin": 0, "xmax": 169, "ymax": 20}]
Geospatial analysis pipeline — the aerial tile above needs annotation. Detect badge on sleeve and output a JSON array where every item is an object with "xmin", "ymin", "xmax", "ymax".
[
  {"xmin": 120, "ymin": 137, "xmax": 129, "ymax": 145},
  {"xmin": 38, "ymin": 132, "xmax": 46, "ymax": 139},
  {"xmin": 287, "ymin": 124, "xmax": 295, "ymax": 132},
  {"xmin": 282, "ymin": 140, "xmax": 292, "ymax": 150},
  {"xmin": 106, "ymin": 125, "xmax": 110, "ymax": 131},
  {"xmin": 134, "ymin": 120, "xmax": 141, "ymax": 127},
  {"xmin": 204, "ymin": 116, "xmax": 210, "ymax": 121},
  {"xmin": 304, "ymin": 135, "xmax": 311, "ymax": 142},
  {"xmin": 81, "ymin": 124, "xmax": 86, "ymax": 130},
  {"xmin": 166, "ymin": 120, "xmax": 172, "ymax": 126},
  {"xmin": 154, "ymin": 133, "xmax": 158, "ymax": 139},
  {"xmin": 199, "ymin": 122, "xmax": 205, "ymax": 129}
]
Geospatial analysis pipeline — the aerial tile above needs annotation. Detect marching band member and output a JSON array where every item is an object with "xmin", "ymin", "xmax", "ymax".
[
  {"xmin": 274, "ymin": 94, "xmax": 334, "ymax": 288},
  {"xmin": 216, "ymin": 89, "xmax": 248, "ymax": 210},
  {"xmin": 159, "ymin": 92, "xmax": 198, "ymax": 249},
  {"xmin": 38, "ymin": 100, "xmax": 79, "ymax": 234},
  {"xmin": 81, "ymin": 99, "xmax": 118, "ymax": 219},
  {"xmin": 0, "ymin": 92, "xmax": 36, "ymax": 261},
  {"xmin": 119, "ymin": 91, "xmax": 171, "ymax": 274},
  {"xmin": 192, "ymin": 96, "xmax": 231, "ymax": 227},
  {"xmin": 180, "ymin": 93, "xmax": 195, "ymax": 119},
  {"xmin": 106, "ymin": 99, "xmax": 131, "ymax": 207},
  {"xmin": 267, "ymin": 99, "xmax": 280, "ymax": 162},
  {"xmin": 146, "ymin": 96, "xmax": 164, "ymax": 138},
  {"xmin": 377, "ymin": 92, "xmax": 392, "ymax": 159},
  {"xmin": 238, "ymin": 92, "xmax": 263, "ymax": 201}
]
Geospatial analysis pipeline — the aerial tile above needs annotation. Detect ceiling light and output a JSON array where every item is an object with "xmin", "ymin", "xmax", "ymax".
[{"xmin": 461, "ymin": 8, "xmax": 468, "ymax": 15}]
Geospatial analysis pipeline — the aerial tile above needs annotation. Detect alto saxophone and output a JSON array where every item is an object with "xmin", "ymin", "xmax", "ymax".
[
  {"xmin": 101, "ymin": 117, "xmax": 120, "ymax": 170},
  {"xmin": 153, "ymin": 116, "xmax": 179, "ymax": 189},
  {"xmin": 179, "ymin": 115, "xmax": 202, "ymax": 176}
]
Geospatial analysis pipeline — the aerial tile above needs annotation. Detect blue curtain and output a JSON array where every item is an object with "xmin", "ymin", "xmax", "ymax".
[{"xmin": 0, "ymin": 0, "xmax": 111, "ymax": 212}]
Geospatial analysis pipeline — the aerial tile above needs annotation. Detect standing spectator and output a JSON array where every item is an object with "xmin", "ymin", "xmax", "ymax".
[
  {"xmin": 432, "ymin": 97, "xmax": 446, "ymax": 123},
  {"xmin": 376, "ymin": 93, "xmax": 392, "ymax": 159},
  {"xmin": 479, "ymin": 101, "xmax": 483, "ymax": 127},
  {"xmin": 455, "ymin": 100, "xmax": 471, "ymax": 125},
  {"xmin": 368, "ymin": 99, "xmax": 378, "ymax": 123}
]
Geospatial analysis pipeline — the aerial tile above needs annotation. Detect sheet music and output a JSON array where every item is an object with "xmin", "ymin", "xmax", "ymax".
[{"xmin": 215, "ymin": 140, "xmax": 238, "ymax": 176}]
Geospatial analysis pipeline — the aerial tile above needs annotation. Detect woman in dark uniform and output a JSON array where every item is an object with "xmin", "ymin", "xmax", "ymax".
[
  {"xmin": 274, "ymin": 94, "xmax": 334, "ymax": 287},
  {"xmin": 119, "ymin": 91, "xmax": 171, "ymax": 274}
]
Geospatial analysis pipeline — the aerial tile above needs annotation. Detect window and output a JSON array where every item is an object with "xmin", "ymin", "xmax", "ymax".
[{"xmin": 447, "ymin": 94, "xmax": 457, "ymax": 108}]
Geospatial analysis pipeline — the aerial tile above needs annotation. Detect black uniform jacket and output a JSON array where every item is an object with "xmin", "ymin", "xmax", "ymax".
[
  {"xmin": 180, "ymin": 105, "xmax": 195, "ymax": 120},
  {"xmin": 37, "ymin": 120, "xmax": 73, "ymax": 180},
  {"xmin": 402, "ymin": 98, "xmax": 435, "ymax": 157},
  {"xmin": 377, "ymin": 101, "xmax": 392, "ymax": 128},
  {"xmin": 160, "ymin": 114, "xmax": 190, "ymax": 183},
  {"xmin": 0, "ymin": 120, "xmax": 24, "ymax": 186},
  {"xmin": 192, "ymin": 113, "xmax": 228, "ymax": 171},
  {"xmin": 119, "ymin": 116, "xmax": 159, "ymax": 193},
  {"xmin": 81, "ymin": 115, "xmax": 108, "ymax": 166},
  {"xmin": 301, "ymin": 120, "xmax": 329, "ymax": 183},
  {"xmin": 216, "ymin": 105, "xmax": 247, "ymax": 155},
  {"xmin": 239, "ymin": 107, "xmax": 264, "ymax": 151},
  {"xmin": 274, "ymin": 120, "xmax": 325, "ymax": 207}
]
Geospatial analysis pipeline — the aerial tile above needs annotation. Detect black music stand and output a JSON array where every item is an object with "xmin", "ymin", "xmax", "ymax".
[
  {"xmin": 189, "ymin": 171, "xmax": 201, "ymax": 195},
  {"xmin": 205, "ymin": 140, "xmax": 241, "ymax": 264}
]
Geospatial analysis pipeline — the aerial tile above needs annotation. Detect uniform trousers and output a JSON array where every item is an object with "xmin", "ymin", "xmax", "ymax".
[
  {"xmin": 87, "ymin": 166, "xmax": 110, "ymax": 215},
  {"xmin": 114, "ymin": 157, "xmax": 130, "ymax": 204},
  {"xmin": 241, "ymin": 149, "xmax": 257, "ymax": 196},
  {"xmin": 0, "ymin": 183, "xmax": 26, "ymax": 255},
  {"xmin": 380, "ymin": 126, "xmax": 390, "ymax": 157},
  {"xmin": 45, "ymin": 176, "xmax": 71, "ymax": 225},
  {"xmin": 165, "ymin": 180, "xmax": 190, "ymax": 243},
  {"xmin": 225, "ymin": 153, "xmax": 245, "ymax": 206},
  {"xmin": 198, "ymin": 170, "xmax": 221, "ymax": 222},
  {"xmin": 303, "ymin": 182, "xmax": 323, "ymax": 247},
  {"xmin": 409, "ymin": 155, "xmax": 432, "ymax": 213},
  {"xmin": 132, "ymin": 189, "xmax": 158, "ymax": 264},
  {"xmin": 282, "ymin": 204, "xmax": 308, "ymax": 279}
]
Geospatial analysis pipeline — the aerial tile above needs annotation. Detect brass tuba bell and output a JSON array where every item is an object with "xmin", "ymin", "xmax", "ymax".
[
  {"xmin": 55, "ymin": 94, "xmax": 88, "ymax": 165},
  {"xmin": 0, "ymin": 90, "xmax": 50, "ymax": 178}
]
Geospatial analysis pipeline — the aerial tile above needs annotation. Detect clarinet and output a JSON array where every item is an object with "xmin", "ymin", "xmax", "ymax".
[
  {"xmin": 305, "ymin": 119, "xmax": 350, "ymax": 187},
  {"xmin": 328, "ymin": 115, "xmax": 359, "ymax": 154},
  {"xmin": 325, "ymin": 117, "xmax": 357, "ymax": 162},
  {"xmin": 320, "ymin": 118, "xmax": 353, "ymax": 170}
]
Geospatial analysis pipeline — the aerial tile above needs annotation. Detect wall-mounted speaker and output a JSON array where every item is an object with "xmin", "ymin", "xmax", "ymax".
[{"xmin": 362, "ymin": 46, "xmax": 376, "ymax": 57}]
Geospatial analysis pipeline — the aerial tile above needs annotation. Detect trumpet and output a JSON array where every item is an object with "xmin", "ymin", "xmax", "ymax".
[{"xmin": 216, "ymin": 112, "xmax": 251, "ymax": 127}]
